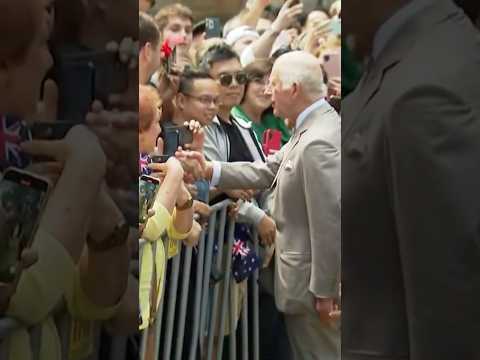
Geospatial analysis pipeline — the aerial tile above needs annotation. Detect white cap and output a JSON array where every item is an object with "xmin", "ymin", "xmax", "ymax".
[{"xmin": 225, "ymin": 26, "xmax": 260, "ymax": 46}]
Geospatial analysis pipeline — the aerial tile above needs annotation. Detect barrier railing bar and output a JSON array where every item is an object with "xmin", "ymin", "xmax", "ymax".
[
  {"xmin": 252, "ymin": 231, "xmax": 260, "ymax": 360},
  {"xmin": 229, "ymin": 276, "xmax": 237, "ymax": 360},
  {"xmin": 153, "ymin": 238, "xmax": 168, "ymax": 359},
  {"xmin": 206, "ymin": 206, "xmax": 228, "ymax": 360},
  {"xmin": 188, "ymin": 229, "xmax": 206, "ymax": 360},
  {"xmin": 216, "ymin": 217, "xmax": 236, "ymax": 360},
  {"xmin": 174, "ymin": 245, "xmax": 193, "ymax": 360},
  {"xmin": 241, "ymin": 288, "xmax": 249, "ymax": 360},
  {"xmin": 162, "ymin": 244, "xmax": 182, "ymax": 360},
  {"xmin": 199, "ymin": 207, "xmax": 220, "ymax": 353}
]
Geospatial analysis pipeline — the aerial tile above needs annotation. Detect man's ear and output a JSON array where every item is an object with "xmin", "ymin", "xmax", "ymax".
[
  {"xmin": 291, "ymin": 82, "xmax": 300, "ymax": 97},
  {"xmin": 143, "ymin": 43, "xmax": 152, "ymax": 62},
  {"xmin": 176, "ymin": 93, "xmax": 186, "ymax": 111}
]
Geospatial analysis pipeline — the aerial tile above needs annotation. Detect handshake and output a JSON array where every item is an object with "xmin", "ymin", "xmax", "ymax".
[{"xmin": 145, "ymin": 148, "xmax": 212, "ymax": 185}]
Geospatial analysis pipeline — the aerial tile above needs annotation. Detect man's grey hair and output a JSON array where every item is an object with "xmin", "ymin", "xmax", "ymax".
[{"xmin": 275, "ymin": 51, "xmax": 327, "ymax": 98}]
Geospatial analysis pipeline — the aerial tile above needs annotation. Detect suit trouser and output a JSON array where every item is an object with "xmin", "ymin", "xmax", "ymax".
[{"xmin": 284, "ymin": 312, "xmax": 340, "ymax": 360}]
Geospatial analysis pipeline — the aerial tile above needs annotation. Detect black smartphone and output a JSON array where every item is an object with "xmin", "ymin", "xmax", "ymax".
[
  {"xmin": 30, "ymin": 122, "xmax": 78, "ymax": 140},
  {"xmin": 0, "ymin": 116, "xmax": 32, "ymax": 171},
  {"xmin": 58, "ymin": 50, "xmax": 129, "ymax": 113},
  {"xmin": 205, "ymin": 17, "xmax": 222, "ymax": 39},
  {"xmin": 139, "ymin": 175, "xmax": 160, "ymax": 224},
  {"xmin": 56, "ymin": 60, "xmax": 95, "ymax": 124},
  {"xmin": 0, "ymin": 168, "xmax": 50, "ymax": 283},
  {"xmin": 161, "ymin": 125, "xmax": 193, "ymax": 157}
]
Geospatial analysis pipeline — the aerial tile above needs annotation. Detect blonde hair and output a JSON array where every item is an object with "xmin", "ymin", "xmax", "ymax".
[
  {"xmin": 139, "ymin": 85, "xmax": 161, "ymax": 133},
  {"xmin": 154, "ymin": 3, "xmax": 193, "ymax": 33}
]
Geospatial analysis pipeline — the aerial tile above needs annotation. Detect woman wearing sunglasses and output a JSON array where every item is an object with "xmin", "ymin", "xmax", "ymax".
[{"xmin": 231, "ymin": 59, "xmax": 291, "ymax": 152}]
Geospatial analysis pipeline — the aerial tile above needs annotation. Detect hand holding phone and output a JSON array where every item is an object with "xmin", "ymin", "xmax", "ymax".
[
  {"xmin": 0, "ymin": 168, "xmax": 50, "ymax": 284},
  {"xmin": 139, "ymin": 175, "xmax": 160, "ymax": 224},
  {"xmin": 161, "ymin": 124, "xmax": 194, "ymax": 158}
]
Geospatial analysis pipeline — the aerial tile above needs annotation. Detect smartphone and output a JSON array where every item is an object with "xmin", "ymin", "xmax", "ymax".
[
  {"xmin": 205, "ymin": 17, "xmax": 222, "ymax": 39},
  {"xmin": 58, "ymin": 50, "xmax": 129, "ymax": 111},
  {"xmin": 139, "ymin": 175, "xmax": 160, "ymax": 224},
  {"xmin": 322, "ymin": 50, "xmax": 341, "ymax": 80},
  {"xmin": 56, "ymin": 60, "xmax": 95, "ymax": 124},
  {"xmin": 0, "ymin": 116, "xmax": 32, "ymax": 171},
  {"xmin": 30, "ymin": 122, "xmax": 78, "ymax": 140},
  {"xmin": 262, "ymin": 129, "xmax": 282, "ymax": 155},
  {"xmin": 161, "ymin": 125, "xmax": 193, "ymax": 157},
  {"xmin": 0, "ymin": 168, "xmax": 50, "ymax": 283}
]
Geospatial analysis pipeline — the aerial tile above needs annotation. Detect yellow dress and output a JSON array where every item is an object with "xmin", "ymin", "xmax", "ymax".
[
  {"xmin": 5, "ymin": 228, "xmax": 121, "ymax": 360},
  {"xmin": 139, "ymin": 201, "xmax": 190, "ymax": 331}
]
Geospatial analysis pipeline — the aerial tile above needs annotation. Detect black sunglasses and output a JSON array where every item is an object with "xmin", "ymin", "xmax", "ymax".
[{"xmin": 218, "ymin": 72, "xmax": 248, "ymax": 87}]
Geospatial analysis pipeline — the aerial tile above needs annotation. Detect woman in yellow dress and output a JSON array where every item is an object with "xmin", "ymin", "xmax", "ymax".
[{"xmin": 138, "ymin": 85, "xmax": 194, "ymax": 359}]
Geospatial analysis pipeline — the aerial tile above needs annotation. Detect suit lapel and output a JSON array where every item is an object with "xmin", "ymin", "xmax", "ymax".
[
  {"xmin": 342, "ymin": 0, "xmax": 460, "ymax": 144},
  {"xmin": 270, "ymin": 104, "xmax": 330, "ymax": 190}
]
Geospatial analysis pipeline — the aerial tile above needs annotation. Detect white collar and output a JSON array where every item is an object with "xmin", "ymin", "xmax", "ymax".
[
  {"xmin": 296, "ymin": 98, "xmax": 327, "ymax": 131},
  {"xmin": 372, "ymin": 0, "xmax": 435, "ymax": 60}
]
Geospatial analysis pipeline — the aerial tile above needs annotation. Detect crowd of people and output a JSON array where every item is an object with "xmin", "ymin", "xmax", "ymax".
[
  {"xmin": 139, "ymin": 1, "xmax": 341, "ymax": 359},
  {"xmin": 0, "ymin": 0, "xmax": 341, "ymax": 359}
]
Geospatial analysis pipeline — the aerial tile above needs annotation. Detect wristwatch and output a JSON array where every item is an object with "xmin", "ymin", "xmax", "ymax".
[
  {"xmin": 176, "ymin": 196, "xmax": 194, "ymax": 211},
  {"xmin": 87, "ymin": 221, "xmax": 130, "ymax": 252}
]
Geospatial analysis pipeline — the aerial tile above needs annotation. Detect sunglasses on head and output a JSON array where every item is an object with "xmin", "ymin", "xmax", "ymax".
[{"xmin": 218, "ymin": 72, "xmax": 247, "ymax": 87}]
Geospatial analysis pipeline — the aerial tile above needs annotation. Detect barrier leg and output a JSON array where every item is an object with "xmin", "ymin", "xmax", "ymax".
[
  {"xmin": 199, "ymin": 211, "xmax": 218, "ymax": 352},
  {"xmin": 174, "ymin": 245, "xmax": 193, "ymax": 360},
  {"xmin": 216, "ymin": 218, "xmax": 236, "ymax": 360},
  {"xmin": 162, "ymin": 245, "xmax": 182, "ymax": 360},
  {"xmin": 188, "ymin": 230, "xmax": 206, "ymax": 360},
  {"xmin": 206, "ymin": 207, "xmax": 228, "ymax": 360}
]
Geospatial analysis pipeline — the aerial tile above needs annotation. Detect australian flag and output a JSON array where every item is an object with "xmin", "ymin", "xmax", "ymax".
[
  {"xmin": 0, "ymin": 115, "xmax": 31, "ymax": 171},
  {"xmin": 231, "ymin": 224, "xmax": 261, "ymax": 283}
]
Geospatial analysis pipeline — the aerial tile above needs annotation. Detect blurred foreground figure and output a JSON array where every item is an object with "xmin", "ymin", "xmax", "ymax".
[{"xmin": 342, "ymin": 0, "xmax": 480, "ymax": 359}]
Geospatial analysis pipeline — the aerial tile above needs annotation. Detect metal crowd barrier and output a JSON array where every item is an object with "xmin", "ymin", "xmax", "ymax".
[{"xmin": 140, "ymin": 199, "xmax": 261, "ymax": 360}]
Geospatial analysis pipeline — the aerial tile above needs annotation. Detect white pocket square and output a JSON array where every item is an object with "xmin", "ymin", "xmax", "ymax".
[{"xmin": 285, "ymin": 160, "xmax": 293, "ymax": 171}]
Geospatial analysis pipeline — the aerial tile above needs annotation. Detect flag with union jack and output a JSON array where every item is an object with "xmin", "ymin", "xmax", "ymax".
[
  {"xmin": 0, "ymin": 115, "xmax": 31, "ymax": 171},
  {"xmin": 231, "ymin": 224, "xmax": 261, "ymax": 283},
  {"xmin": 139, "ymin": 153, "xmax": 152, "ymax": 176}
]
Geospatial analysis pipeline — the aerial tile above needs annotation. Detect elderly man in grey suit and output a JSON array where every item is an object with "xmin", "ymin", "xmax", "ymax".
[{"xmin": 178, "ymin": 51, "xmax": 341, "ymax": 359}]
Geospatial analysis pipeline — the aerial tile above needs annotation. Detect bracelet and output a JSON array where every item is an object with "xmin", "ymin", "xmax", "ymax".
[
  {"xmin": 176, "ymin": 196, "xmax": 193, "ymax": 211},
  {"xmin": 87, "ymin": 222, "xmax": 130, "ymax": 252}
]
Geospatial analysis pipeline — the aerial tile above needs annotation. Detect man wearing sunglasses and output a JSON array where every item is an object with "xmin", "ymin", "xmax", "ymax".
[{"xmin": 199, "ymin": 44, "xmax": 279, "ymax": 348}]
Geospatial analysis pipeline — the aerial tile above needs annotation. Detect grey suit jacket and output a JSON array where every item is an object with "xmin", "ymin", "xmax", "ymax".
[
  {"xmin": 342, "ymin": 0, "xmax": 480, "ymax": 358},
  {"xmin": 218, "ymin": 101, "xmax": 341, "ymax": 314}
]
